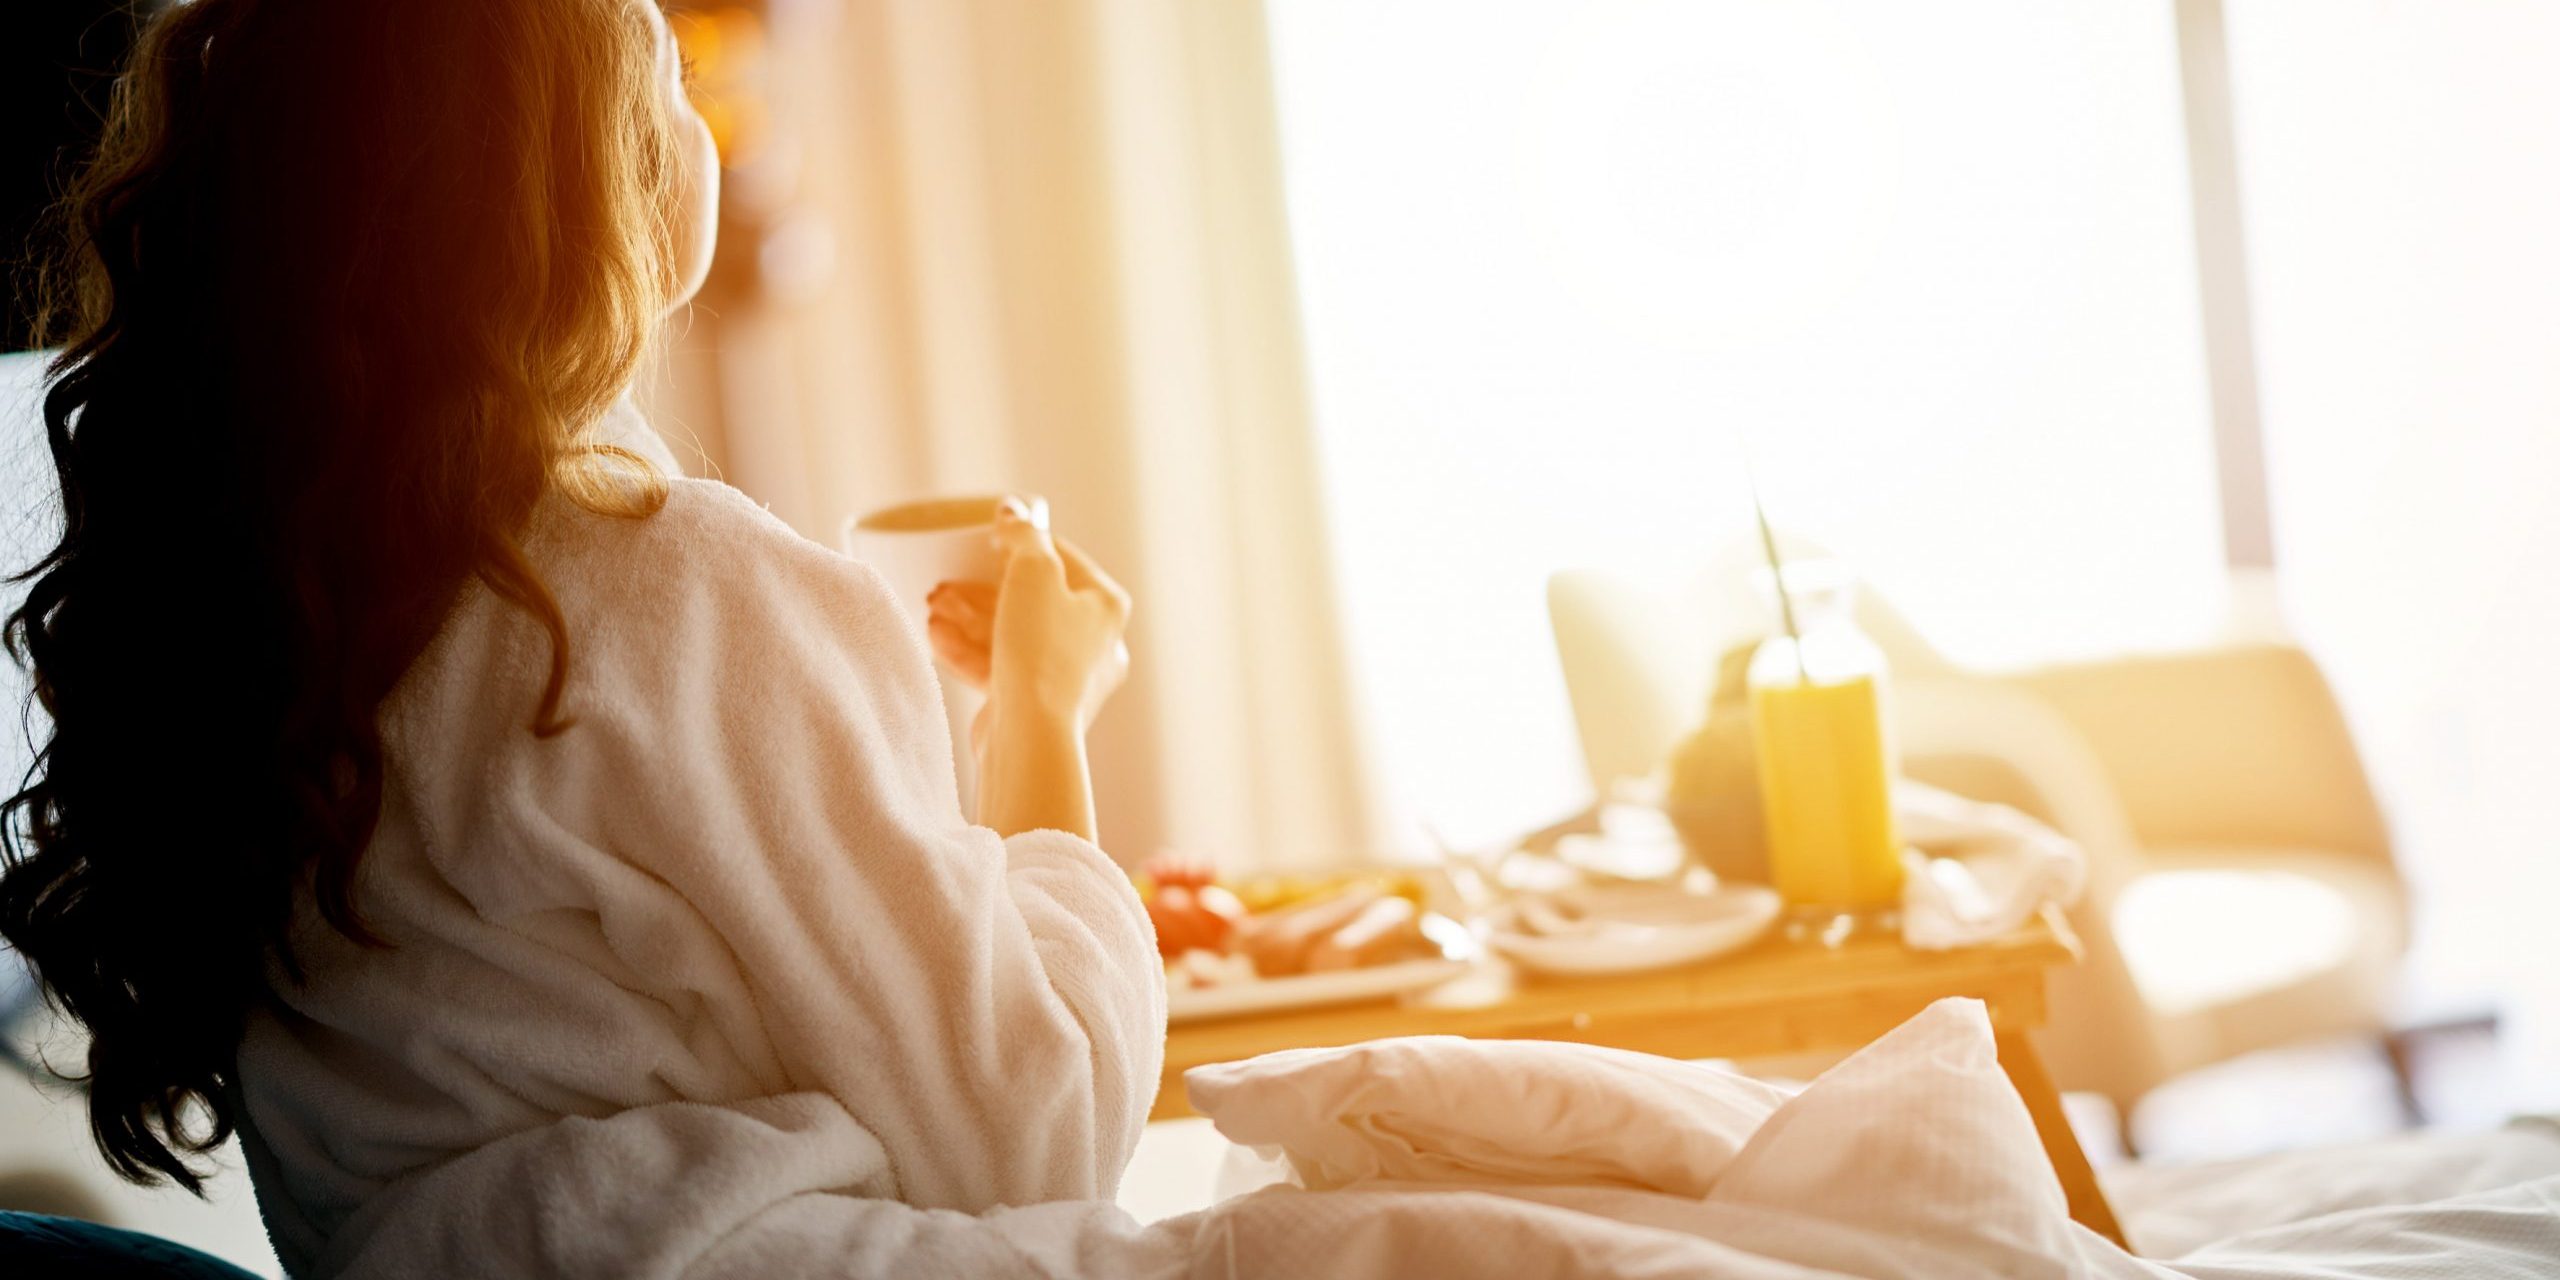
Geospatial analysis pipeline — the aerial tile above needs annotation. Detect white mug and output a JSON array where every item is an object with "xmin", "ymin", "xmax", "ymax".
[{"xmin": 842, "ymin": 494, "xmax": 1050, "ymax": 814}]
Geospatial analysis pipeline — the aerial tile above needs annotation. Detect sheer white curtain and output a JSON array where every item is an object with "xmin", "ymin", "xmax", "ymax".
[{"xmin": 656, "ymin": 0, "xmax": 1385, "ymax": 872}]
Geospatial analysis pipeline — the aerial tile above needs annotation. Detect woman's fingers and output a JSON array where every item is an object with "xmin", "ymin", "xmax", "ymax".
[
  {"xmin": 927, "ymin": 584, "xmax": 996, "ymax": 679},
  {"xmin": 973, "ymin": 496, "xmax": 1134, "ymax": 729},
  {"xmin": 1052, "ymin": 535, "xmax": 1132, "ymax": 621},
  {"xmin": 984, "ymin": 496, "xmax": 1128, "ymax": 622},
  {"xmin": 928, "ymin": 581, "xmax": 997, "ymax": 637},
  {"xmin": 992, "ymin": 496, "xmax": 1066, "ymax": 591},
  {"xmin": 927, "ymin": 613, "xmax": 992, "ymax": 687}
]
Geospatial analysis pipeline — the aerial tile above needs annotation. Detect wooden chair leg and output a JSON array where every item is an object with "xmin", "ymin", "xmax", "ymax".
[
  {"xmin": 2379, "ymin": 1030, "xmax": 2426, "ymax": 1127},
  {"xmin": 1995, "ymin": 1027, "xmax": 2130, "ymax": 1252},
  {"xmin": 2380, "ymin": 1011, "xmax": 2500, "ymax": 1129}
]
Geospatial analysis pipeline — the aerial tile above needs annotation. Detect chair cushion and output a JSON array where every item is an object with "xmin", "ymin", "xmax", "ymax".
[
  {"xmin": 2113, "ymin": 847, "xmax": 2404, "ymax": 1018},
  {"xmin": 0, "ymin": 1211, "xmax": 263, "ymax": 1279}
]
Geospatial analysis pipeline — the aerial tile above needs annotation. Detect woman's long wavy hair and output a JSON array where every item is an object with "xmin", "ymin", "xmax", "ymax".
[{"xmin": 0, "ymin": 0, "xmax": 688, "ymax": 1190}]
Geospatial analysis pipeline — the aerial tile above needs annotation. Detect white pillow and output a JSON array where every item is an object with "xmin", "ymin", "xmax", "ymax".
[
  {"xmin": 1704, "ymin": 997, "xmax": 2095, "ymax": 1274},
  {"xmin": 1185, "ymin": 1001, "xmax": 2137, "ymax": 1277},
  {"xmin": 1184, "ymin": 1034, "xmax": 1793, "ymax": 1197}
]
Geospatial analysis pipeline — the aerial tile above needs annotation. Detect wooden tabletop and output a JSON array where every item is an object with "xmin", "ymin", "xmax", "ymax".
[{"xmin": 1155, "ymin": 907, "xmax": 2080, "ymax": 1120}]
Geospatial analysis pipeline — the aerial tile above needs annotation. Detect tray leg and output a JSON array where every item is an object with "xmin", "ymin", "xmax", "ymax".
[{"xmin": 1996, "ymin": 1027, "xmax": 2130, "ymax": 1252}]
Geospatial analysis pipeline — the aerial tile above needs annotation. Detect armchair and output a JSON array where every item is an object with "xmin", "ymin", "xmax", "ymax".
[{"xmin": 1549, "ymin": 568, "xmax": 2411, "ymax": 1126}]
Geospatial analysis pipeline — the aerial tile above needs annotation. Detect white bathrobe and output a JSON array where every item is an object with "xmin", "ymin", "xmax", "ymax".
[{"xmin": 233, "ymin": 409, "xmax": 1166, "ymax": 1277}]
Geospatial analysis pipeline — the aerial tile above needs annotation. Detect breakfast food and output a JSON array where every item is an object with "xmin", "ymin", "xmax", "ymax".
[
  {"xmin": 1226, "ymin": 870, "xmax": 1426, "ymax": 915},
  {"xmin": 1304, "ymin": 893, "xmax": 1434, "ymax": 972},
  {"xmin": 1235, "ymin": 884, "xmax": 1380, "ymax": 975},
  {"xmin": 1141, "ymin": 858, "xmax": 1450, "ymax": 990},
  {"xmin": 1164, "ymin": 947, "xmax": 1257, "ymax": 992},
  {"xmin": 1145, "ymin": 882, "xmax": 1247, "ymax": 957}
]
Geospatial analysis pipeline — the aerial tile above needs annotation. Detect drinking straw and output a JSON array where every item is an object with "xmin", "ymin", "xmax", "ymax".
[{"xmin": 1746, "ymin": 466, "xmax": 1810, "ymax": 685}]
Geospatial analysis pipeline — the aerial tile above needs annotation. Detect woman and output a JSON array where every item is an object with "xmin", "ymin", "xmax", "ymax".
[{"xmin": 0, "ymin": 2, "xmax": 1163, "ymax": 1275}]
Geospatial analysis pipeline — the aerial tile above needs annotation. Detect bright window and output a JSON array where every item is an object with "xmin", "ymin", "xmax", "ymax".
[
  {"xmin": 2229, "ymin": 0, "xmax": 2560, "ymax": 1046},
  {"xmin": 1269, "ymin": 1, "xmax": 2226, "ymax": 846}
]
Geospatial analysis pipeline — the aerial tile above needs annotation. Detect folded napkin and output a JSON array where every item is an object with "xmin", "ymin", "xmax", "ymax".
[{"xmin": 1894, "ymin": 781, "xmax": 2086, "ymax": 949}]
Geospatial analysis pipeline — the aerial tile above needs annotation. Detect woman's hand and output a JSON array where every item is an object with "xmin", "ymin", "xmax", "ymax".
[
  {"xmin": 926, "ymin": 497, "xmax": 1132, "ymax": 839},
  {"xmin": 926, "ymin": 499, "xmax": 1130, "ymax": 720},
  {"xmin": 990, "ymin": 497, "xmax": 1131, "ymax": 727}
]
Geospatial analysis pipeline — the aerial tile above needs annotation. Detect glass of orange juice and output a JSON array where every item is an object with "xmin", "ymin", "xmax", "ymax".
[{"xmin": 1747, "ymin": 561, "xmax": 1903, "ymax": 939}]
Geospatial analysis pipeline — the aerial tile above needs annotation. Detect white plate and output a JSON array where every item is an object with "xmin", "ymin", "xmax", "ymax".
[
  {"xmin": 1166, "ymin": 955, "xmax": 1472, "ymax": 1024},
  {"xmin": 1487, "ymin": 883, "xmax": 1783, "ymax": 977}
]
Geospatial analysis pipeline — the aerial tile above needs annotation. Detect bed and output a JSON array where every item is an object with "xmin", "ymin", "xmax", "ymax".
[
  {"xmin": 1129, "ymin": 1116, "xmax": 2560, "ymax": 1263},
  {"xmin": 1104, "ymin": 1000, "xmax": 2560, "ymax": 1279}
]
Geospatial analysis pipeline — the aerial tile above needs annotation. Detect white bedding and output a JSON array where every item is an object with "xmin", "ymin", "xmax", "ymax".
[
  {"xmin": 1122, "ymin": 1000, "xmax": 2560, "ymax": 1280},
  {"xmin": 1133, "ymin": 1069, "xmax": 2560, "ymax": 1272},
  {"xmin": 2112, "ymin": 1119, "xmax": 2560, "ymax": 1260},
  {"xmin": 1168, "ymin": 1177, "xmax": 2560, "ymax": 1279}
]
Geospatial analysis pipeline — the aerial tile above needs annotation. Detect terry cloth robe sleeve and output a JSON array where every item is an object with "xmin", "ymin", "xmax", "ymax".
[{"xmin": 533, "ymin": 481, "xmax": 1167, "ymax": 1211}]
